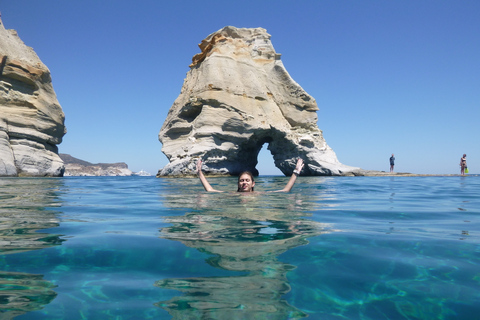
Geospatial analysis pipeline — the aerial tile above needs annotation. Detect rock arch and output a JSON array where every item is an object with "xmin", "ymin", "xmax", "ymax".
[{"xmin": 158, "ymin": 26, "xmax": 359, "ymax": 177}]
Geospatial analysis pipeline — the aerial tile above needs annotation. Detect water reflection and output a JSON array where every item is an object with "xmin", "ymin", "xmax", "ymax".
[
  {"xmin": 0, "ymin": 178, "xmax": 64, "ymax": 317},
  {"xmin": 0, "ymin": 271, "xmax": 57, "ymax": 319},
  {"xmin": 156, "ymin": 182, "xmax": 336, "ymax": 319}
]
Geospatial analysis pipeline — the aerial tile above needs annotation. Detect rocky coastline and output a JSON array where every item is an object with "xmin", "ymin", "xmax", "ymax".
[
  {"xmin": 354, "ymin": 171, "xmax": 475, "ymax": 177},
  {"xmin": 59, "ymin": 154, "xmax": 133, "ymax": 177}
]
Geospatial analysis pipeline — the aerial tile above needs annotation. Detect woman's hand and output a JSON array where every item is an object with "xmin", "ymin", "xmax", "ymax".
[
  {"xmin": 196, "ymin": 158, "xmax": 223, "ymax": 192},
  {"xmin": 274, "ymin": 158, "xmax": 305, "ymax": 192},
  {"xmin": 295, "ymin": 158, "xmax": 304, "ymax": 173},
  {"xmin": 196, "ymin": 159, "xmax": 203, "ymax": 174}
]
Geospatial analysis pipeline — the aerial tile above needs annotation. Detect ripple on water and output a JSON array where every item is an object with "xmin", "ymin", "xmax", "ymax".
[{"xmin": 0, "ymin": 176, "xmax": 478, "ymax": 319}]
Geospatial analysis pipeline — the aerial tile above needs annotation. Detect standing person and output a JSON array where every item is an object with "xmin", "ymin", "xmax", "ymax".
[
  {"xmin": 460, "ymin": 154, "xmax": 467, "ymax": 175},
  {"xmin": 196, "ymin": 158, "xmax": 304, "ymax": 193},
  {"xmin": 389, "ymin": 154, "xmax": 395, "ymax": 172}
]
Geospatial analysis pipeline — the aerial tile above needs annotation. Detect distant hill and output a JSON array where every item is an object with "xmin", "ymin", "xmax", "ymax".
[
  {"xmin": 59, "ymin": 154, "xmax": 94, "ymax": 167},
  {"xmin": 59, "ymin": 154, "xmax": 133, "ymax": 176}
]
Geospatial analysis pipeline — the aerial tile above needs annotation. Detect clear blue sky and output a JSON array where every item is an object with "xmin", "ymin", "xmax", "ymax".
[{"xmin": 3, "ymin": 1, "xmax": 479, "ymax": 175}]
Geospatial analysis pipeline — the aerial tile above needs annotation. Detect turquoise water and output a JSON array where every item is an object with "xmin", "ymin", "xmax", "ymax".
[{"xmin": 0, "ymin": 176, "xmax": 479, "ymax": 320}]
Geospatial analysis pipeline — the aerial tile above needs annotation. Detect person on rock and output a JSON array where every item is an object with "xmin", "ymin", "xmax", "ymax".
[
  {"xmin": 460, "ymin": 154, "xmax": 467, "ymax": 175},
  {"xmin": 389, "ymin": 154, "xmax": 395, "ymax": 172},
  {"xmin": 196, "ymin": 158, "xmax": 304, "ymax": 193}
]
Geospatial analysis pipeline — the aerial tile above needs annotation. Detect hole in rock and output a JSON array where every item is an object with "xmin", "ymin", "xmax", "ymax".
[{"xmin": 257, "ymin": 144, "xmax": 282, "ymax": 176}]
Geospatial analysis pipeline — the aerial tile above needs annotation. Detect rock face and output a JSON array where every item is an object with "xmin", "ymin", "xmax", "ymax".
[
  {"xmin": 59, "ymin": 154, "xmax": 133, "ymax": 176},
  {"xmin": 158, "ymin": 26, "xmax": 360, "ymax": 177},
  {"xmin": 0, "ymin": 17, "xmax": 66, "ymax": 177}
]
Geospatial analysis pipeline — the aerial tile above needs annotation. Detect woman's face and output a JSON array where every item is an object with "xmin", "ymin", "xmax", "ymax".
[{"xmin": 238, "ymin": 173, "xmax": 255, "ymax": 192}]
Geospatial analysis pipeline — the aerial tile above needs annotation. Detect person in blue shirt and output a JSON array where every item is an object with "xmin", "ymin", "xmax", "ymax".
[{"xmin": 390, "ymin": 154, "xmax": 395, "ymax": 172}]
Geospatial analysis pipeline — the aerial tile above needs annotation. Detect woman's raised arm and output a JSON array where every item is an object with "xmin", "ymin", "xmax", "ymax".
[
  {"xmin": 274, "ymin": 158, "xmax": 304, "ymax": 192},
  {"xmin": 197, "ymin": 159, "xmax": 224, "ymax": 192}
]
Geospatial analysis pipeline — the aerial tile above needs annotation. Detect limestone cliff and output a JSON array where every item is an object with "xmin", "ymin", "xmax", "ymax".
[
  {"xmin": 0, "ymin": 17, "xmax": 66, "ymax": 177},
  {"xmin": 158, "ymin": 26, "xmax": 360, "ymax": 177}
]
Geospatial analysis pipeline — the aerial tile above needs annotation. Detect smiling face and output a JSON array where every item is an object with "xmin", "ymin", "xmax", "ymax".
[{"xmin": 237, "ymin": 172, "xmax": 255, "ymax": 192}]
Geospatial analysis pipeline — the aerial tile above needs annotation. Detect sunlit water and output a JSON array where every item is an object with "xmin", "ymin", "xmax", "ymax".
[{"xmin": 0, "ymin": 176, "xmax": 479, "ymax": 320}]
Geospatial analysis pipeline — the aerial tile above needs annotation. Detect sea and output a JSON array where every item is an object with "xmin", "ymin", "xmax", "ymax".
[{"xmin": 0, "ymin": 175, "xmax": 479, "ymax": 320}]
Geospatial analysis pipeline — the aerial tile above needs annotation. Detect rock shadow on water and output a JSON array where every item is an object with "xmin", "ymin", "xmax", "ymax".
[{"xmin": 155, "ymin": 184, "xmax": 337, "ymax": 319}]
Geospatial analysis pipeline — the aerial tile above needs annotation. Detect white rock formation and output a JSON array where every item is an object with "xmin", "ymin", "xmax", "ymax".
[
  {"xmin": 0, "ymin": 17, "xmax": 66, "ymax": 176},
  {"xmin": 158, "ymin": 26, "xmax": 360, "ymax": 177}
]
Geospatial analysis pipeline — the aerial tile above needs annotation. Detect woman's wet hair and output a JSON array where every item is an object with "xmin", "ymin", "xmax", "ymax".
[{"xmin": 237, "ymin": 171, "xmax": 255, "ymax": 192}]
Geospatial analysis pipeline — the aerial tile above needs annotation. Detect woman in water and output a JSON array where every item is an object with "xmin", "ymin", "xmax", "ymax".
[
  {"xmin": 196, "ymin": 158, "xmax": 304, "ymax": 192},
  {"xmin": 460, "ymin": 154, "xmax": 467, "ymax": 175}
]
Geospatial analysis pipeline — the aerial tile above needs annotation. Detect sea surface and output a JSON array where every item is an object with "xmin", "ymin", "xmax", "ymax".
[{"xmin": 0, "ymin": 175, "xmax": 479, "ymax": 320}]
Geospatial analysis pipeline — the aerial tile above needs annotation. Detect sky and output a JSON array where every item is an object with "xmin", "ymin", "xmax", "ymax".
[{"xmin": 2, "ymin": 0, "xmax": 479, "ymax": 175}]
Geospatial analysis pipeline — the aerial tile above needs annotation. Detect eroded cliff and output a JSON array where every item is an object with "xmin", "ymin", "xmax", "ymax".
[
  {"xmin": 0, "ymin": 17, "xmax": 66, "ymax": 176},
  {"xmin": 158, "ymin": 26, "xmax": 360, "ymax": 177}
]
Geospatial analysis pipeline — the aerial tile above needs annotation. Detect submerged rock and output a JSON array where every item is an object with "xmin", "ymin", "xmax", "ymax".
[
  {"xmin": 158, "ymin": 26, "xmax": 360, "ymax": 177},
  {"xmin": 0, "ymin": 17, "xmax": 66, "ymax": 177}
]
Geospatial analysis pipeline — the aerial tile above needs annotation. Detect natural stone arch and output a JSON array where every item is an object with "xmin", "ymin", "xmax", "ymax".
[
  {"xmin": 158, "ymin": 26, "xmax": 360, "ymax": 177},
  {"xmin": 203, "ymin": 132, "xmax": 275, "ymax": 177}
]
